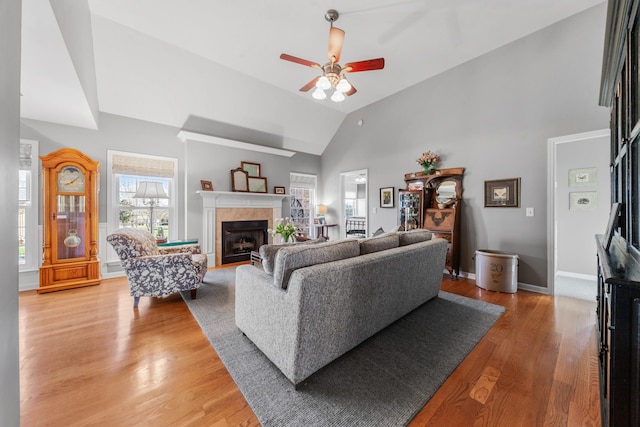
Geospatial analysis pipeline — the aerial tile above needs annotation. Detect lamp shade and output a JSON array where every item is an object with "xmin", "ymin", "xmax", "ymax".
[
  {"xmin": 317, "ymin": 204, "xmax": 328, "ymax": 215},
  {"xmin": 133, "ymin": 182, "xmax": 169, "ymax": 199}
]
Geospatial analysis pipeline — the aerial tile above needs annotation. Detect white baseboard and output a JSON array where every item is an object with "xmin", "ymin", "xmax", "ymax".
[
  {"xmin": 556, "ymin": 270, "xmax": 596, "ymax": 282},
  {"xmin": 458, "ymin": 270, "xmax": 548, "ymax": 294}
]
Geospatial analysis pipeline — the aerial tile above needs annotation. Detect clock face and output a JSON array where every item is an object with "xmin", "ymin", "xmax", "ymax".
[{"xmin": 57, "ymin": 166, "xmax": 85, "ymax": 193}]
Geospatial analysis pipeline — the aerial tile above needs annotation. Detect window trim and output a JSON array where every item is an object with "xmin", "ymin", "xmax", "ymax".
[
  {"xmin": 19, "ymin": 139, "xmax": 39, "ymax": 272},
  {"xmin": 107, "ymin": 150, "xmax": 178, "ymax": 262}
]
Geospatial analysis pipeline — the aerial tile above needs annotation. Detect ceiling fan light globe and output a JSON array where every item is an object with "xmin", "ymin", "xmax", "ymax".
[
  {"xmin": 336, "ymin": 78, "xmax": 351, "ymax": 93},
  {"xmin": 312, "ymin": 87, "xmax": 327, "ymax": 100},
  {"xmin": 316, "ymin": 76, "xmax": 331, "ymax": 90},
  {"xmin": 331, "ymin": 91, "xmax": 345, "ymax": 103}
]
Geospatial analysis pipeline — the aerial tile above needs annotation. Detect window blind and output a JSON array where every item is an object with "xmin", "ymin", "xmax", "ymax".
[
  {"xmin": 111, "ymin": 153, "xmax": 174, "ymax": 178},
  {"xmin": 290, "ymin": 173, "xmax": 316, "ymax": 190}
]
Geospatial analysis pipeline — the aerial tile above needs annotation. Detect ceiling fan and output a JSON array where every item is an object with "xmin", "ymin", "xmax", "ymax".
[{"xmin": 280, "ymin": 9, "xmax": 385, "ymax": 103}]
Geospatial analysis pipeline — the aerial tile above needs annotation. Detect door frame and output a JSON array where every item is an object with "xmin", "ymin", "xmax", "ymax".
[
  {"xmin": 340, "ymin": 169, "xmax": 368, "ymax": 239},
  {"xmin": 546, "ymin": 128, "xmax": 609, "ymax": 295}
]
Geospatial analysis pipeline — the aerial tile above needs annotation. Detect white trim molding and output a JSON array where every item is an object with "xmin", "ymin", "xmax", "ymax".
[{"xmin": 178, "ymin": 130, "xmax": 296, "ymax": 157}]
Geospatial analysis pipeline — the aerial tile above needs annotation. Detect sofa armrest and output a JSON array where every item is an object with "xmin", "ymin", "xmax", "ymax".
[{"xmin": 235, "ymin": 265, "xmax": 302, "ymax": 379}]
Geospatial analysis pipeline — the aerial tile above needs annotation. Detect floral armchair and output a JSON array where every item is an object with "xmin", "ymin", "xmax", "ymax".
[{"xmin": 106, "ymin": 228, "xmax": 208, "ymax": 308}]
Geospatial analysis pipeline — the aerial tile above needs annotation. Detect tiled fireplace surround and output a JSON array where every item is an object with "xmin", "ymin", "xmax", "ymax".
[{"xmin": 198, "ymin": 191, "xmax": 289, "ymax": 266}]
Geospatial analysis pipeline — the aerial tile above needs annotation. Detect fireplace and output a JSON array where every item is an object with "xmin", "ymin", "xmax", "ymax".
[{"xmin": 221, "ymin": 220, "xmax": 268, "ymax": 264}]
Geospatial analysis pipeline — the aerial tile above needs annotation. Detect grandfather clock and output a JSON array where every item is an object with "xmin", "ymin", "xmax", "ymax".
[{"xmin": 39, "ymin": 148, "xmax": 100, "ymax": 293}]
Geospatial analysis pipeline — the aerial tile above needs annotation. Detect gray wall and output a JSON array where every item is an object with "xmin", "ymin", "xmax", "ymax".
[
  {"xmin": 320, "ymin": 4, "xmax": 610, "ymax": 288},
  {"xmin": 20, "ymin": 113, "xmax": 320, "ymax": 244},
  {"xmin": 1, "ymin": 0, "xmax": 22, "ymax": 424},
  {"xmin": 184, "ymin": 140, "xmax": 320, "ymax": 241},
  {"xmin": 556, "ymin": 135, "xmax": 610, "ymax": 276}
]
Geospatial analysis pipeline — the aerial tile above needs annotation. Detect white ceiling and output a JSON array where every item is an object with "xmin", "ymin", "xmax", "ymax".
[{"xmin": 21, "ymin": 0, "xmax": 605, "ymax": 155}]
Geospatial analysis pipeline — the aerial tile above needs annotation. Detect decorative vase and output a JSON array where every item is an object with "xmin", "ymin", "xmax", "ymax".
[
  {"xmin": 63, "ymin": 229, "xmax": 81, "ymax": 248},
  {"xmin": 422, "ymin": 165, "xmax": 434, "ymax": 175}
]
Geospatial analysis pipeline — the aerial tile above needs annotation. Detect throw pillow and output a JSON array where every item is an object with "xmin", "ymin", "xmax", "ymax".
[
  {"xmin": 372, "ymin": 227, "xmax": 385, "ymax": 237},
  {"xmin": 273, "ymin": 239, "xmax": 360, "ymax": 289},
  {"xmin": 259, "ymin": 237, "xmax": 327, "ymax": 274},
  {"xmin": 398, "ymin": 229, "xmax": 433, "ymax": 246},
  {"xmin": 359, "ymin": 233, "xmax": 400, "ymax": 255}
]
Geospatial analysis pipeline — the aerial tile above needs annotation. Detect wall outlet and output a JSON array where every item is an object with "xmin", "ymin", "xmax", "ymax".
[
  {"xmin": 526, "ymin": 207, "xmax": 534, "ymax": 217},
  {"xmin": 373, "ymin": 207, "xmax": 377, "ymax": 214}
]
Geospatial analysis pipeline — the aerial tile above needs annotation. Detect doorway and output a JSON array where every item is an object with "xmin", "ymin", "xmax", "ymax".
[
  {"xmin": 340, "ymin": 169, "xmax": 368, "ymax": 239},
  {"xmin": 547, "ymin": 129, "xmax": 610, "ymax": 299}
]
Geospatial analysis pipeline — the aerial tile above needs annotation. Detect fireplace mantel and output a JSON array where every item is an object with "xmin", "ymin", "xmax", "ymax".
[
  {"xmin": 197, "ymin": 191, "xmax": 289, "ymax": 266},
  {"xmin": 197, "ymin": 190, "xmax": 289, "ymax": 208}
]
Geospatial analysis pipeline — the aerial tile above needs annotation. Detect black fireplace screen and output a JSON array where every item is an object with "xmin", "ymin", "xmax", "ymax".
[{"xmin": 221, "ymin": 220, "xmax": 268, "ymax": 264}]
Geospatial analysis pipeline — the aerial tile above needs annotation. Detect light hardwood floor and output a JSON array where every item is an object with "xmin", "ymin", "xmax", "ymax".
[{"xmin": 19, "ymin": 269, "xmax": 601, "ymax": 426}]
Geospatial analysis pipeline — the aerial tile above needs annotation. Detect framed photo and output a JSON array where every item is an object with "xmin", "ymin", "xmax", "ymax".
[
  {"xmin": 604, "ymin": 202, "xmax": 622, "ymax": 251},
  {"xmin": 569, "ymin": 191, "xmax": 597, "ymax": 211},
  {"xmin": 231, "ymin": 168, "xmax": 248, "ymax": 192},
  {"xmin": 248, "ymin": 176, "xmax": 268, "ymax": 193},
  {"xmin": 569, "ymin": 167, "xmax": 597, "ymax": 187},
  {"xmin": 484, "ymin": 178, "xmax": 520, "ymax": 208},
  {"xmin": 241, "ymin": 161, "xmax": 261, "ymax": 177},
  {"xmin": 274, "ymin": 186, "xmax": 285, "ymax": 194},
  {"xmin": 200, "ymin": 180, "xmax": 213, "ymax": 191},
  {"xmin": 380, "ymin": 187, "xmax": 395, "ymax": 208}
]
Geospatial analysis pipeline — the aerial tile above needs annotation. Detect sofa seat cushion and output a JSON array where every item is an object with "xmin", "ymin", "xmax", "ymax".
[
  {"xmin": 259, "ymin": 237, "xmax": 327, "ymax": 274},
  {"xmin": 273, "ymin": 239, "xmax": 360, "ymax": 289},
  {"xmin": 359, "ymin": 233, "xmax": 400, "ymax": 255},
  {"xmin": 398, "ymin": 229, "xmax": 433, "ymax": 246}
]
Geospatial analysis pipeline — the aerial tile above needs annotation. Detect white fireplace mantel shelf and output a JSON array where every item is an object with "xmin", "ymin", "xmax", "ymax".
[
  {"xmin": 197, "ymin": 190, "xmax": 289, "ymax": 209},
  {"xmin": 197, "ymin": 191, "xmax": 289, "ymax": 266}
]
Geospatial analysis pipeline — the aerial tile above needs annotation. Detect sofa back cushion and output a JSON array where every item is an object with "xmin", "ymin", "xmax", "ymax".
[
  {"xmin": 359, "ymin": 233, "xmax": 400, "ymax": 255},
  {"xmin": 273, "ymin": 239, "xmax": 360, "ymax": 289},
  {"xmin": 398, "ymin": 229, "xmax": 433, "ymax": 246},
  {"xmin": 259, "ymin": 237, "xmax": 327, "ymax": 274}
]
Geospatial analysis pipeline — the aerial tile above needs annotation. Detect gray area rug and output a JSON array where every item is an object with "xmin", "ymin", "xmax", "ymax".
[{"xmin": 181, "ymin": 267, "xmax": 505, "ymax": 426}]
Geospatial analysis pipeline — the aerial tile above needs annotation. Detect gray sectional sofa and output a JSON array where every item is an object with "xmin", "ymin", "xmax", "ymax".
[{"xmin": 235, "ymin": 229, "xmax": 448, "ymax": 387}]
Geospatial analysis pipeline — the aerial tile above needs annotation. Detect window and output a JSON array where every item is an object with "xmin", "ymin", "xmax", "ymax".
[
  {"xmin": 108, "ymin": 151, "xmax": 177, "ymax": 246},
  {"xmin": 289, "ymin": 173, "xmax": 317, "ymax": 237},
  {"xmin": 19, "ymin": 139, "xmax": 39, "ymax": 270}
]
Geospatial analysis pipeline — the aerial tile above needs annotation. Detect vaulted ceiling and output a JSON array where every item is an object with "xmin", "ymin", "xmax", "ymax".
[{"xmin": 20, "ymin": 0, "xmax": 605, "ymax": 155}]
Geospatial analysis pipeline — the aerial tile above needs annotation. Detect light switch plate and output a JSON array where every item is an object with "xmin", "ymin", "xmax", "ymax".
[{"xmin": 526, "ymin": 207, "xmax": 534, "ymax": 217}]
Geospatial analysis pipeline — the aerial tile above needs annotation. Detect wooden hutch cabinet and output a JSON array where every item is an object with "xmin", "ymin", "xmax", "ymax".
[
  {"xmin": 400, "ymin": 167, "xmax": 464, "ymax": 278},
  {"xmin": 39, "ymin": 148, "xmax": 101, "ymax": 293},
  {"xmin": 598, "ymin": 0, "xmax": 640, "ymax": 424}
]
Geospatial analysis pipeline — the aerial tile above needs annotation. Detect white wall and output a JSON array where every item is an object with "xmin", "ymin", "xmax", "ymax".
[
  {"xmin": 320, "ymin": 4, "xmax": 610, "ymax": 289},
  {"xmin": 1, "ymin": 0, "xmax": 22, "ymax": 424},
  {"xmin": 556, "ymin": 135, "xmax": 610, "ymax": 276}
]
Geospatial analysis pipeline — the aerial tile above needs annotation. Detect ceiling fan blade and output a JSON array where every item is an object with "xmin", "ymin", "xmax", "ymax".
[
  {"xmin": 299, "ymin": 77, "xmax": 320, "ymax": 92},
  {"xmin": 343, "ymin": 58, "xmax": 385, "ymax": 73},
  {"xmin": 280, "ymin": 54, "xmax": 321, "ymax": 69},
  {"xmin": 328, "ymin": 27, "xmax": 345, "ymax": 63},
  {"xmin": 345, "ymin": 84, "xmax": 357, "ymax": 96}
]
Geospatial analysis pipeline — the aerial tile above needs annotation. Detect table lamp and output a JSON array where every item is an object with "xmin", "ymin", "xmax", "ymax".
[
  {"xmin": 317, "ymin": 205, "xmax": 327, "ymax": 224},
  {"xmin": 133, "ymin": 181, "xmax": 169, "ymax": 238}
]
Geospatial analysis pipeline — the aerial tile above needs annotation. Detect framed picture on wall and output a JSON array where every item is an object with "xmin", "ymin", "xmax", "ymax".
[
  {"xmin": 569, "ymin": 191, "xmax": 597, "ymax": 211},
  {"xmin": 380, "ymin": 187, "xmax": 394, "ymax": 208},
  {"xmin": 484, "ymin": 178, "xmax": 520, "ymax": 208},
  {"xmin": 274, "ymin": 186, "xmax": 286, "ymax": 194},
  {"xmin": 569, "ymin": 167, "xmax": 597, "ymax": 187}
]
